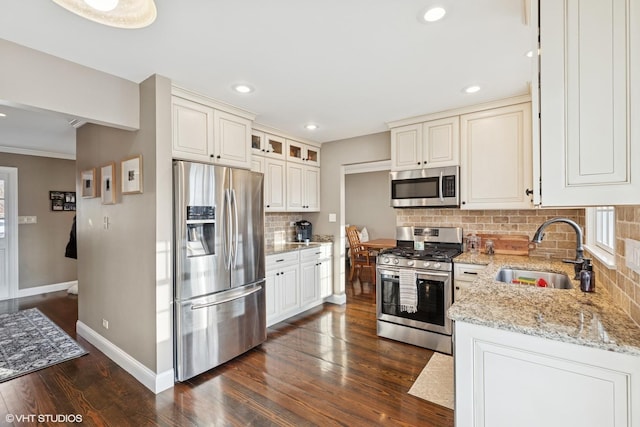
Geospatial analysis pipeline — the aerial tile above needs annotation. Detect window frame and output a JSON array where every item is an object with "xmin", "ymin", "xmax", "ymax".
[{"xmin": 584, "ymin": 206, "xmax": 616, "ymax": 269}]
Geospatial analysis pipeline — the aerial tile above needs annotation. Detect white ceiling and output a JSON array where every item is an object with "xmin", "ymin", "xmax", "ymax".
[{"xmin": 0, "ymin": 0, "xmax": 533, "ymax": 157}]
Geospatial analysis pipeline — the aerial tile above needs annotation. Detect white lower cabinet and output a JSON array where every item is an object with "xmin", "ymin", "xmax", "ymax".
[
  {"xmin": 266, "ymin": 244, "xmax": 332, "ymax": 327},
  {"xmin": 453, "ymin": 263, "xmax": 487, "ymax": 301},
  {"xmin": 454, "ymin": 321, "xmax": 640, "ymax": 427}
]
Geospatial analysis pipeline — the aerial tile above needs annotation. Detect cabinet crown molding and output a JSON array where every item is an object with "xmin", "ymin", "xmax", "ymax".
[
  {"xmin": 171, "ymin": 85, "xmax": 256, "ymax": 121},
  {"xmin": 387, "ymin": 94, "xmax": 531, "ymax": 129}
]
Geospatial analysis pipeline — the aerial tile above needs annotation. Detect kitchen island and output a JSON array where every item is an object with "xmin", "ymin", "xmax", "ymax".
[{"xmin": 450, "ymin": 253, "xmax": 640, "ymax": 427}]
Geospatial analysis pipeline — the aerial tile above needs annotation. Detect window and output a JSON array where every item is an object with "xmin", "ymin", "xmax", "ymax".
[{"xmin": 585, "ymin": 206, "xmax": 616, "ymax": 268}]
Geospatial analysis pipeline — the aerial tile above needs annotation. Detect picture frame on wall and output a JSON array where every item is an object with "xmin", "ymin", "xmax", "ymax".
[
  {"xmin": 101, "ymin": 163, "xmax": 116, "ymax": 205},
  {"xmin": 121, "ymin": 155, "xmax": 143, "ymax": 195},
  {"xmin": 81, "ymin": 168, "xmax": 97, "ymax": 198},
  {"xmin": 50, "ymin": 191, "xmax": 76, "ymax": 211}
]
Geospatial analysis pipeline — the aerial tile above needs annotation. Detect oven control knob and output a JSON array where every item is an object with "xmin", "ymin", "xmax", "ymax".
[
  {"xmin": 393, "ymin": 258, "xmax": 399, "ymax": 265},
  {"xmin": 423, "ymin": 262, "xmax": 431, "ymax": 268},
  {"xmin": 382, "ymin": 257, "xmax": 390, "ymax": 264},
  {"xmin": 407, "ymin": 260, "xmax": 414, "ymax": 267},
  {"xmin": 433, "ymin": 262, "xmax": 442, "ymax": 270}
]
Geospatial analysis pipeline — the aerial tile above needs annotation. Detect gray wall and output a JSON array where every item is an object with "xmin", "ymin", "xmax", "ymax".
[
  {"xmin": 345, "ymin": 170, "xmax": 395, "ymax": 239},
  {"xmin": 76, "ymin": 75, "xmax": 173, "ymax": 374},
  {"xmin": 0, "ymin": 153, "xmax": 77, "ymax": 289},
  {"xmin": 306, "ymin": 131, "xmax": 391, "ymax": 297}
]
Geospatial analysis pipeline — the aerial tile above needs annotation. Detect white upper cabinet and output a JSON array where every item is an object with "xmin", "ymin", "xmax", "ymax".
[
  {"xmin": 264, "ymin": 158, "xmax": 286, "ymax": 212},
  {"xmin": 460, "ymin": 103, "xmax": 533, "ymax": 210},
  {"xmin": 390, "ymin": 117, "xmax": 459, "ymax": 171},
  {"xmin": 213, "ymin": 110, "xmax": 252, "ymax": 169},
  {"xmin": 286, "ymin": 163, "xmax": 320, "ymax": 212},
  {"xmin": 172, "ymin": 96, "xmax": 214, "ymax": 160},
  {"xmin": 538, "ymin": 0, "xmax": 640, "ymax": 206},
  {"xmin": 286, "ymin": 139, "xmax": 320, "ymax": 167},
  {"xmin": 171, "ymin": 88, "xmax": 254, "ymax": 169},
  {"xmin": 252, "ymin": 131, "xmax": 286, "ymax": 160}
]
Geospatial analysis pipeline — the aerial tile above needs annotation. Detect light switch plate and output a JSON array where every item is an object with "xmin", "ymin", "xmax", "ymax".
[{"xmin": 625, "ymin": 239, "xmax": 640, "ymax": 274}]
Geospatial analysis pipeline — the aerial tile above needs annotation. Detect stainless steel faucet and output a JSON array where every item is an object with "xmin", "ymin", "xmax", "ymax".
[{"xmin": 531, "ymin": 217, "xmax": 585, "ymax": 279}]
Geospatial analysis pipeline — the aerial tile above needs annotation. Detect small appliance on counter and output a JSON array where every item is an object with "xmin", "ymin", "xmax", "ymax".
[{"xmin": 295, "ymin": 220, "xmax": 312, "ymax": 242}]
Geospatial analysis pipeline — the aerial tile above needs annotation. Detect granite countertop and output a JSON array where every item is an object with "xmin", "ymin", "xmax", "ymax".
[
  {"xmin": 449, "ymin": 253, "xmax": 640, "ymax": 356},
  {"xmin": 266, "ymin": 241, "xmax": 332, "ymax": 256}
]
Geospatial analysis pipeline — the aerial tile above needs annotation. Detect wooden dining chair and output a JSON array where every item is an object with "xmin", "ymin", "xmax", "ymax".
[{"xmin": 345, "ymin": 226, "xmax": 376, "ymax": 283}]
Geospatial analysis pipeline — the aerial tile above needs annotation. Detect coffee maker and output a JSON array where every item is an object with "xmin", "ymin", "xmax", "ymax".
[{"xmin": 295, "ymin": 220, "xmax": 313, "ymax": 242}]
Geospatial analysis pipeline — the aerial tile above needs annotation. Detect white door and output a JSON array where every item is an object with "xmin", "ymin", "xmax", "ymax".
[{"xmin": 0, "ymin": 168, "xmax": 18, "ymax": 300}]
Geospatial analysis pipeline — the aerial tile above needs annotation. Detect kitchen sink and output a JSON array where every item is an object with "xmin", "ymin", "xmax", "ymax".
[{"xmin": 495, "ymin": 268, "xmax": 574, "ymax": 290}]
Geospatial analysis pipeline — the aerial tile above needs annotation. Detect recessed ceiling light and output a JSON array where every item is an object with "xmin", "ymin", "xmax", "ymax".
[
  {"xmin": 305, "ymin": 124, "xmax": 318, "ymax": 130},
  {"xmin": 0, "ymin": 113, "xmax": 6, "ymax": 118},
  {"xmin": 422, "ymin": 6, "xmax": 446, "ymax": 22},
  {"xmin": 463, "ymin": 85, "xmax": 481, "ymax": 94},
  {"xmin": 525, "ymin": 50, "xmax": 534, "ymax": 58},
  {"xmin": 51, "ymin": 0, "xmax": 157, "ymax": 29},
  {"xmin": 233, "ymin": 84, "xmax": 254, "ymax": 94}
]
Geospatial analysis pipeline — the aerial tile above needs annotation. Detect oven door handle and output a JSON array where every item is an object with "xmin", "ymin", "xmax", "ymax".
[{"xmin": 417, "ymin": 271, "xmax": 451, "ymax": 280}]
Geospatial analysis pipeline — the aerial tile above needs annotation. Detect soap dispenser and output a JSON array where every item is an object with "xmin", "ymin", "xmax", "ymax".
[{"xmin": 579, "ymin": 259, "xmax": 595, "ymax": 292}]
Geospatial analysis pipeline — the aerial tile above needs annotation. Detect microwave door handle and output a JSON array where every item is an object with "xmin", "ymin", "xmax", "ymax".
[{"xmin": 439, "ymin": 171, "xmax": 444, "ymax": 202}]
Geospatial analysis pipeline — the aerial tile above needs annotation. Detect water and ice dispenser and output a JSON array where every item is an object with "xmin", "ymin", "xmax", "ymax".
[{"xmin": 186, "ymin": 206, "xmax": 216, "ymax": 257}]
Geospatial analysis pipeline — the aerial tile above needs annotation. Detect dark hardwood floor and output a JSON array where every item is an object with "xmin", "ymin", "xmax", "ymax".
[{"xmin": 0, "ymin": 278, "xmax": 454, "ymax": 426}]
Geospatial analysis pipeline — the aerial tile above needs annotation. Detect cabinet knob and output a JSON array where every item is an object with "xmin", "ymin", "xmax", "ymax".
[
  {"xmin": 462, "ymin": 201, "xmax": 466, "ymax": 205},
  {"xmin": 266, "ymin": 205, "xmax": 270, "ymax": 208},
  {"xmin": 525, "ymin": 188, "xmax": 534, "ymax": 196},
  {"xmin": 210, "ymin": 154, "xmax": 215, "ymax": 158},
  {"xmin": 417, "ymin": 161, "xmax": 421, "ymax": 165},
  {"xmin": 216, "ymin": 155, "xmax": 221, "ymax": 159}
]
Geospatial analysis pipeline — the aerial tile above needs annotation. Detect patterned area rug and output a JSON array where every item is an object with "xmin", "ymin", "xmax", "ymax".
[
  {"xmin": 0, "ymin": 308, "xmax": 87, "ymax": 383},
  {"xmin": 408, "ymin": 352, "xmax": 455, "ymax": 410}
]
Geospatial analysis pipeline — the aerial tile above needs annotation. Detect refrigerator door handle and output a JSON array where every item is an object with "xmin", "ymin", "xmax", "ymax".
[
  {"xmin": 190, "ymin": 285, "xmax": 262, "ymax": 310},
  {"xmin": 231, "ymin": 189, "xmax": 239, "ymax": 267},
  {"xmin": 223, "ymin": 188, "xmax": 232, "ymax": 270}
]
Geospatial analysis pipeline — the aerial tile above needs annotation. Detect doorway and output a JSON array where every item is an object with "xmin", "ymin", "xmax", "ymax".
[{"xmin": 0, "ymin": 167, "xmax": 18, "ymax": 300}]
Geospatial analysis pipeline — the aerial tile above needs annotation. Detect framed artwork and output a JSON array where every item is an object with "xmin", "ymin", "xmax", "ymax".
[
  {"xmin": 101, "ymin": 163, "xmax": 116, "ymax": 205},
  {"xmin": 50, "ymin": 191, "xmax": 76, "ymax": 211},
  {"xmin": 81, "ymin": 168, "xmax": 97, "ymax": 198},
  {"xmin": 121, "ymin": 155, "xmax": 143, "ymax": 195}
]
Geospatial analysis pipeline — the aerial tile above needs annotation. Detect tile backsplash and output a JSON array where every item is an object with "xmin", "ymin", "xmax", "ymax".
[
  {"xmin": 265, "ymin": 213, "xmax": 302, "ymax": 245},
  {"xmin": 592, "ymin": 206, "xmax": 640, "ymax": 327},
  {"xmin": 396, "ymin": 208, "xmax": 585, "ymax": 260}
]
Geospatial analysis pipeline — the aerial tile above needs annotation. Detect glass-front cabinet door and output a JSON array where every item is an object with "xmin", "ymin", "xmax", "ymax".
[{"xmin": 286, "ymin": 140, "xmax": 320, "ymax": 166}]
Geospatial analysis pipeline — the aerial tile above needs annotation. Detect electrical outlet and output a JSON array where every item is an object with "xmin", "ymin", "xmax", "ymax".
[
  {"xmin": 625, "ymin": 239, "xmax": 640, "ymax": 274},
  {"xmin": 102, "ymin": 319, "xmax": 109, "ymax": 329}
]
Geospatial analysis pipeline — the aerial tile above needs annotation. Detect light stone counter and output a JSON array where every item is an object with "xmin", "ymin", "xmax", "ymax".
[
  {"xmin": 449, "ymin": 253, "xmax": 640, "ymax": 356},
  {"xmin": 266, "ymin": 241, "xmax": 329, "ymax": 256}
]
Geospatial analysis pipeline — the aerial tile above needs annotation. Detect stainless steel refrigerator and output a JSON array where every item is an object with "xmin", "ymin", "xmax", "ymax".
[{"xmin": 173, "ymin": 160, "xmax": 266, "ymax": 382}]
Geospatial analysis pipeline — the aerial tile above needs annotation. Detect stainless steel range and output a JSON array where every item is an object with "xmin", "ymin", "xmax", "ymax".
[{"xmin": 376, "ymin": 226, "xmax": 463, "ymax": 354}]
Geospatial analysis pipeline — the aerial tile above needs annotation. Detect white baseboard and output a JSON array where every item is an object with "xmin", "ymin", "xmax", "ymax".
[
  {"xmin": 76, "ymin": 321, "xmax": 174, "ymax": 394},
  {"xmin": 18, "ymin": 280, "xmax": 77, "ymax": 298},
  {"xmin": 324, "ymin": 293, "xmax": 347, "ymax": 305}
]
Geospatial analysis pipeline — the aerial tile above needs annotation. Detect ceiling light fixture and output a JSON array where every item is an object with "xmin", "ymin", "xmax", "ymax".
[
  {"xmin": 463, "ymin": 85, "xmax": 481, "ymax": 94},
  {"xmin": 51, "ymin": 0, "xmax": 157, "ymax": 29},
  {"xmin": 525, "ymin": 50, "xmax": 534, "ymax": 58},
  {"xmin": 422, "ymin": 6, "xmax": 446, "ymax": 22},
  {"xmin": 0, "ymin": 113, "xmax": 6, "ymax": 118},
  {"xmin": 305, "ymin": 124, "xmax": 318, "ymax": 130},
  {"xmin": 233, "ymin": 84, "xmax": 254, "ymax": 94}
]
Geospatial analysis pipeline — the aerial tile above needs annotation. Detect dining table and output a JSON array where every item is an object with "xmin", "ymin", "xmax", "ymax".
[{"xmin": 360, "ymin": 238, "xmax": 396, "ymax": 251}]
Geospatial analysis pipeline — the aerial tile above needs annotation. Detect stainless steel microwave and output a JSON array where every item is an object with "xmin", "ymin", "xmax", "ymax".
[{"xmin": 390, "ymin": 166, "xmax": 459, "ymax": 208}]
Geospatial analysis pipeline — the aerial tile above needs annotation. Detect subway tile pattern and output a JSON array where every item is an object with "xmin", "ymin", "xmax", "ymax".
[{"xmin": 264, "ymin": 213, "xmax": 303, "ymax": 246}]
